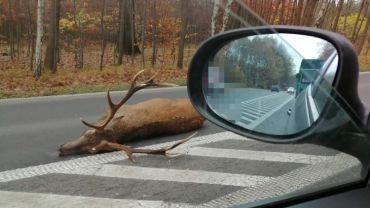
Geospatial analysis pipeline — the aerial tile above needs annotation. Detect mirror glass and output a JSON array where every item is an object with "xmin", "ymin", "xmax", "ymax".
[{"xmin": 203, "ymin": 34, "xmax": 338, "ymax": 136}]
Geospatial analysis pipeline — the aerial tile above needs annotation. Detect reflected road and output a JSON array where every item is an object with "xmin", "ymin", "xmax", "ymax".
[{"xmin": 206, "ymin": 88, "xmax": 295, "ymax": 134}]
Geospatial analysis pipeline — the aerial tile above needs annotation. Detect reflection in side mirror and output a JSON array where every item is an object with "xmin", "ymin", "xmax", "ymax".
[{"xmin": 203, "ymin": 34, "xmax": 338, "ymax": 136}]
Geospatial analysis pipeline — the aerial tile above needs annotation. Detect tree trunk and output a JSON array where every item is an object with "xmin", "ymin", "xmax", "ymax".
[
  {"xmin": 271, "ymin": 0, "xmax": 282, "ymax": 24},
  {"xmin": 264, "ymin": 0, "xmax": 274, "ymax": 23},
  {"xmin": 301, "ymin": 0, "xmax": 319, "ymax": 26},
  {"xmin": 72, "ymin": 0, "xmax": 84, "ymax": 69},
  {"xmin": 26, "ymin": 0, "xmax": 34, "ymax": 70},
  {"xmin": 151, "ymin": 0, "xmax": 157, "ymax": 66},
  {"xmin": 130, "ymin": 0, "xmax": 135, "ymax": 63},
  {"xmin": 117, "ymin": 0, "xmax": 140, "ymax": 65},
  {"xmin": 229, "ymin": 2, "xmax": 242, "ymax": 28},
  {"xmin": 295, "ymin": 0, "xmax": 304, "ymax": 25},
  {"xmin": 15, "ymin": 0, "xmax": 21, "ymax": 59},
  {"xmin": 117, "ymin": 0, "xmax": 125, "ymax": 65},
  {"xmin": 365, "ymin": 37, "xmax": 370, "ymax": 55},
  {"xmin": 332, "ymin": 0, "xmax": 344, "ymax": 32},
  {"xmin": 221, "ymin": 0, "xmax": 234, "ymax": 32},
  {"xmin": 211, "ymin": 0, "xmax": 220, "ymax": 36},
  {"xmin": 99, "ymin": 0, "xmax": 106, "ymax": 71},
  {"xmin": 141, "ymin": 0, "xmax": 147, "ymax": 67},
  {"xmin": 177, "ymin": 0, "xmax": 189, "ymax": 69},
  {"xmin": 343, "ymin": 0, "xmax": 353, "ymax": 31},
  {"xmin": 33, "ymin": 0, "xmax": 44, "ymax": 79},
  {"xmin": 278, "ymin": 0, "xmax": 286, "ymax": 24},
  {"xmin": 289, "ymin": 0, "xmax": 298, "ymax": 25},
  {"xmin": 7, "ymin": 0, "xmax": 14, "ymax": 59},
  {"xmin": 352, "ymin": 0, "xmax": 367, "ymax": 41},
  {"xmin": 354, "ymin": 1, "xmax": 369, "ymax": 41},
  {"xmin": 357, "ymin": 6, "xmax": 370, "ymax": 54},
  {"xmin": 44, "ymin": 0, "xmax": 60, "ymax": 72},
  {"xmin": 314, "ymin": 0, "xmax": 332, "ymax": 28},
  {"xmin": 26, "ymin": 0, "xmax": 32, "ymax": 57},
  {"xmin": 126, "ymin": 0, "xmax": 140, "ymax": 55}
]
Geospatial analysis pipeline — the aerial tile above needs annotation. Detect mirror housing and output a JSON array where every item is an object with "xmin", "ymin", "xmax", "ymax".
[
  {"xmin": 187, "ymin": 25, "xmax": 370, "ymax": 207},
  {"xmin": 188, "ymin": 26, "xmax": 369, "ymax": 142},
  {"xmin": 203, "ymin": 33, "xmax": 338, "ymax": 136}
]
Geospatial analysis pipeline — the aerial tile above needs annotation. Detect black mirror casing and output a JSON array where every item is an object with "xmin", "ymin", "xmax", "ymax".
[
  {"xmin": 188, "ymin": 26, "xmax": 369, "ymax": 138},
  {"xmin": 187, "ymin": 26, "xmax": 370, "ymax": 180}
]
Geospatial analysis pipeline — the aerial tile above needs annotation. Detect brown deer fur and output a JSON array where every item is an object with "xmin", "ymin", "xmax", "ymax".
[
  {"xmin": 59, "ymin": 99, "xmax": 204, "ymax": 158},
  {"xmin": 110, "ymin": 98, "xmax": 205, "ymax": 142},
  {"xmin": 58, "ymin": 71, "xmax": 204, "ymax": 160}
]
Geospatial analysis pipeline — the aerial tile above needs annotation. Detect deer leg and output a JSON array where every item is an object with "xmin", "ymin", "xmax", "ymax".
[
  {"xmin": 95, "ymin": 141, "xmax": 137, "ymax": 162},
  {"xmin": 101, "ymin": 140, "xmax": 179, "ymax": 163},
  {"xmin": 98, "ymin": 131, "xmax": 197, "ymax": 163}
]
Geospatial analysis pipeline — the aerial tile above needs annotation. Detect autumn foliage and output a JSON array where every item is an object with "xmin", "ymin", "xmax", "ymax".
[{"xmin": 0, "ymin": 0, "xmax": 369, "ymax": 98}]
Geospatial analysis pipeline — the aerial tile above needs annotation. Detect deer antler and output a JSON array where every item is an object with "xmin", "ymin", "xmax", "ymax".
[{"xmin": 81, "ymin": 70, "xmax": 159, "ymax": 132}]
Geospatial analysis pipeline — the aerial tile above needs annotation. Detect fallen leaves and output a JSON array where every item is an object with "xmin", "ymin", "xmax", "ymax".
[
  {"xmin": 0, "ymin": 66, "xmax": 187, "ymax": 98},
  {"xmin": 0, "ymin": 43, "xmax": 191, "ymax": 98}
]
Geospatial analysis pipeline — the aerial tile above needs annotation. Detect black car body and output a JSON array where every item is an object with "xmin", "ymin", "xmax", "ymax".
[{"xmin": 270, "ymin": 85, "xmax": 280, "ymax": 92}]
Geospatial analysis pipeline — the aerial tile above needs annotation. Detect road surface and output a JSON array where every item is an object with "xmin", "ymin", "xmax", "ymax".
[
  {"xmin": 0, "ymin": 72, "xmax": 369, "ymax": 207},
  {"xmin": 0, "ymin": 87, "xmax": 222, "ymax": 171}
]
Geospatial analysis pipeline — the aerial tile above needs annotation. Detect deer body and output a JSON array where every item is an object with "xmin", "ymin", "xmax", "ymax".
[
  {"xmin": 105, "ymin": 98, "xmax": 204, "ymax": 143},
  {"xmin": 59, "ymin": 98, "xmax": 204, "ymax": 157},
  {"xmin": 59, "ymin": 71, "xmax": 205, "ymax": 160}
]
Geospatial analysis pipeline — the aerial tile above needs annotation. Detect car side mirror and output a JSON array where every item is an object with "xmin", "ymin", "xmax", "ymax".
[{"xmin": 187, "ymin": 26, "xmax": 370, "ymax": 169}]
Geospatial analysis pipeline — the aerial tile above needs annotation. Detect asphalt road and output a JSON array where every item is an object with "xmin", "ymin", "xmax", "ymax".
[
  {"xmin": 0, "ymin": 73, "xmax": 369, "ymax": 207},
  {"xmin": 0, "ymin": 87, "xmax": 223, "ymax": 171},
  {"xmin": 1, "ymin": 73, "xmax": 369, "ymax": 172},
  {"xmin": 205, "ymin": 88, "xmax": 296, "ymax": 135},
  {"xmin": 358, "ymin": 72, "xmax": 370, "ymax": 105}
]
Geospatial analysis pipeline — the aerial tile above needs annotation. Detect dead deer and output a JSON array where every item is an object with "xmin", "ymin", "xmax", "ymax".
[{"xmin": 59, "ymin": 70, "xmax": 205, "ymax": 162}]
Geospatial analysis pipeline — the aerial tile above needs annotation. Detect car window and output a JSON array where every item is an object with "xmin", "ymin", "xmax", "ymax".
[{"xmin": 0, "ymin": 1, "xmax": 368, "ymax": 208}]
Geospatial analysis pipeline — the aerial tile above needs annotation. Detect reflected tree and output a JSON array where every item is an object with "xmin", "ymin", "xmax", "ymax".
[
  {"xmin": 318, "ymin": 41, "xmax": 336, "ymax": 59},
  {"xmin": 221, "ymin": 35, "xmax": 294, "ymax": 89}
]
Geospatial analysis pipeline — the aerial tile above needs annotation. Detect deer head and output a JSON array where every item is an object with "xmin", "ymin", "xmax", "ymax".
[
  {"xmin": 58, "ymin": 128, "xmax": 116, "ymax": 156},
  {"xmin": 58, "ymin": 70, "xmax": 199, "ymax": 161}
]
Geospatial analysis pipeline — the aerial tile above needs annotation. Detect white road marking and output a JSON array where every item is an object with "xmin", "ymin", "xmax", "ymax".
[
  {"xmin": 204, "ymin": 153, "xmax": 361, "ymax": 208},
  {"xmin": 238, "ymin": 93, "xmax": 293, "ymax": 129},
  {"xmin": 307, "ymin": 85, "xmax": 319, "ymax": 121},
  {"xmin": 187, "ymin": 147, "xmax": 331, "ymax": 165},
  {"xmin": 57, "ymin": 164, "xmax": 272, "ymax": 187},
  {"xmin": 0, "ymin": 130, "xmax": 362, "ymax": 208},
  {"xmin": 0, "ymin": 132, "xmax": 248, "ymax": 182},
  {"xmin": 303, "ymin": 89, "xmax": 311, "ymax": 126},
  {"xmin": 0, "ymin": 190, "xmax": 195, "ymax": 208}
]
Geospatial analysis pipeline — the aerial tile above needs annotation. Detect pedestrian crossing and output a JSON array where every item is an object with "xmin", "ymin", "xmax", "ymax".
[
  {"xmin": 0, "ymin": 132, "xmax": 361, "ymax": 208},
  {"xmin": 58, "ymin": 164, "xmax": 272, "ymax": 187},
  {"xmin": 238, "ymin": 93, "xmax": 293, "ymax": 129}
]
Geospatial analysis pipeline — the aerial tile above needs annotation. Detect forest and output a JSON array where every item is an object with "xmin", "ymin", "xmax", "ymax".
[{"xmin": 0, "ymin": 0, "xmax": 369, "ymax": 98}]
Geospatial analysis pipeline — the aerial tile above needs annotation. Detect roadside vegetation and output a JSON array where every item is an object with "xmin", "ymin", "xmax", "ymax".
[
  {"xmin": 0, "ymin": 0, "xmax": 369, "ymax": 99},
  {"xmin": 0, "ymin": 66, "xmax": 187, "ymax": 98},
  {"xmin": 0, "ymin": 45, "xmax": 190, "ymax": 98}
]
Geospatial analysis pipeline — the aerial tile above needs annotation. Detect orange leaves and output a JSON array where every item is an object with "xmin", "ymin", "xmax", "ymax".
[{"xmin": 0, "ymin": 62, "xmax": 187, "ymax": 98}]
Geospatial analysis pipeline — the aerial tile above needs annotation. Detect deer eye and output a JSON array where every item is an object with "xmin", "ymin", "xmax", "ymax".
[{"xmin": 87, "ymin": 146, "xmax": 98, "ymax": 154}]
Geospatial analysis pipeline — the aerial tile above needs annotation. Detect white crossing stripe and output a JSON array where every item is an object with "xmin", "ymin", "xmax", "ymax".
[
  {"xmin": 239, "ymin": 93, "xmax": 293, "ymax": 129},
  {"xmin": 0, "ymin": 129, "xmax": 360, "ymax": 208},
  {"xmin": 187, "ymin": 147, "xmax": 332, "ymax": 165},
  {"xmin": 0, "ymin": 132, "xmax": 248, "ymax": 183},
  {"xmin": 0, "ymin": 190, "xmax": 195, "ymax": 208},
  {"xmin": 58, "ymin": 164, "xmax": 272, "ymax": 187}
]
